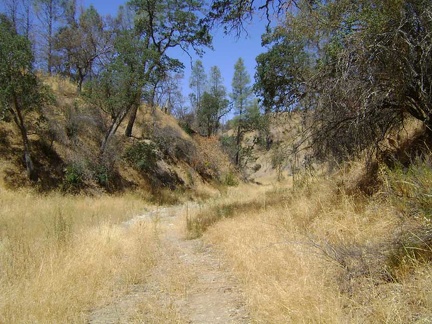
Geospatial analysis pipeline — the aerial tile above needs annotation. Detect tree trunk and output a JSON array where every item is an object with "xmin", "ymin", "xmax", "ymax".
[
  {"xmin": 235, "ymin": 123, "xmax": 241, "ymax": 166},
  {"xmin": 77, "ymin": 68, "xmax": 85, "ymax": 93},
  {"xmin": 24, "ymin": 0, "xmax": 31, "ymax": 40},
  {"xmin": 125, "ymin": 104, "xmax": 138, "ymax": 137},
  {"xmin": 48, "ymin": 4, "xmax": 53, "ymax": 75},
  {"xmin": 235, "ymin": 105, "xmax": 244, "ymax": 166},
  {"xmin": 424, "ymin": 116, "xmax": 432, "ymax": 140},
  {"xmin": 47, "ymin": 46, "xmax": 52, "ymax": 75},
  {"xmin": 101, "ymin": 108, "xmax": 130, "ymax": 156},
  {"xmin": 11, "ymin": 93, "xmax": 38, "ymax": 182}
]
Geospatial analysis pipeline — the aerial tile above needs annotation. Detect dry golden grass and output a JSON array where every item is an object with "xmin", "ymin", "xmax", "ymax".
[
  {"xmin": 192, "ymin": 167, "xmax": 432, "ymax": 322},
  {"xmin": 0, "ymin": 187, "xmax": 158, "ymax": 323},
  {"xmin": 40, "ymin": 73, "xmax": 78, "ymax": 99},
  {"xmin": 199, "ymin": 180, "xmax": 344, "ymax": 322},
  {"xmin": 185, "ymin": 183, "xmax": 271, "ymax": 238}
]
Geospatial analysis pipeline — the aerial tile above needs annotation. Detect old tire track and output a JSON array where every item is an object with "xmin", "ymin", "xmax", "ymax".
[{"xmin": 88, "ymin": 203, "xmax": 250, "ymax": 323}]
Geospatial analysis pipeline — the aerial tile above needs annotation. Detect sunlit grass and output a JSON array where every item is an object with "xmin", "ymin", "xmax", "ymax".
[
  {"xmin": 192, "ymin": 164, "xmax": 432, "ymax": 322},
  {"xmin": 0, "ymin": 188, "xmax": 158, "ymax": 323}
]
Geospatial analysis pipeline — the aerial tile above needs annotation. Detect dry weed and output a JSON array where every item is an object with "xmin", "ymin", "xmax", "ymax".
[
  {"xmin": 200, "ymin": 169, "xmax": 432, "ymax": 322},
  {"xmin": 206, "ymin": 211, "xmax": 343, "ymax": 323},
  {"xmin": 0, "ymin": 188, "xmax": 158, "ymax": 323}
]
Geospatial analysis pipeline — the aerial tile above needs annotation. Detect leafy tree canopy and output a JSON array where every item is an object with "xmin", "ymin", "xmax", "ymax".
[
  {"xmin": 253, "ymin": 0, "xmax": 432, "ymax": 162},
  {"xmin": 0, "ymin": 15, "xmax": 49, "ymax": 181}
]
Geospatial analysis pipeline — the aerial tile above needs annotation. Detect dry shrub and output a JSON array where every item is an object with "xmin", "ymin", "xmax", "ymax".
[
  {"xmin": 150, "ymin": 122, "xmax": 233, "ymax": 184},
  {"xmin": 138, "ymin": 112, "xmax": 232, "ymax": 187},
  {"xmin": 378, "ymin": 119, "xmax": 429, "ymax": 169},
  {"xmin": 0, "ymin": 188, "xmax": 158, "ymax": 323},
  {"xmin": 153, "ymin": 125, "xmax": 196, "ymax": 163},
  {"xmin": 383, "ymin": 157, "xmax": 432, "ymax": 219}
]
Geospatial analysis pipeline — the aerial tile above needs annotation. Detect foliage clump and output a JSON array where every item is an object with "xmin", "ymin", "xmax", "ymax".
[
  {"xmin": 254, "ymin": 0, "xmax": 432, "ymax": 165},
  {"xmin": 124, "ymin": 141, "xmax": 158, "ymax": 172}
]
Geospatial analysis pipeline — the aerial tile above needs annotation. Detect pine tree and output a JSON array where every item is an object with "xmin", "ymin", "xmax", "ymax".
[
  {"xmin": 231, "ymin": 57, "xmax": 252, "ymax": 165},
  {"xmin": 189, "ymin": 59, "xmax": 207, "ymax": 115},
  {"xmin": 197, "ymin": 65, "xmax": 230, "ymax": 136}
]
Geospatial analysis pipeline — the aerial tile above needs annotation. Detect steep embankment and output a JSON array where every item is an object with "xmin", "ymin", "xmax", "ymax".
[
  {"xmin": 240, "ymin": 111, "xmax": 312, "ymax": 184},
  {"xmin": 0, "ymin": 75, "xmax": 233, "ymax": 196}
]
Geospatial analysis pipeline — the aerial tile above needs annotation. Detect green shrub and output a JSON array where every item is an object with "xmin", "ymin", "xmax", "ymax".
[
  {"xmin": 93, "ymin": 164, "xmax": 109, "ymax": 187},
  {"xmin": 387, "ymin": 228, "xmax": 432, "ymax": 280},
  {"xmin": 383, "ymin": 158, "xmax": 432, "ymax": 277},
  {"xmin": 223, "ymin": 171, "xmax": 239, "ymax": 186},
  {"xmin": 220, "ymin": 135, "xmax": 237, "ymax": 163},
  {"xmin": 124, "ymin": 142, "xmax": 158, "ymax": 172},
  {"xmin": 63, "ymin": 163, "xmax": 84, "ymax": 189},
  {"xmin": 65, "ymin": 102, "xmax": 80, "ymax": 140},
  {"xmin": 178, "ymin": 121, "xmax": 194, "ymax": 136}
]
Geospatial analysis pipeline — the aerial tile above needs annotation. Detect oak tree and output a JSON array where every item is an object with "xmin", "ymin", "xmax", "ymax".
[{"xmin": 0, "ymin": 15, "xmax": 48, "ymax": 181}]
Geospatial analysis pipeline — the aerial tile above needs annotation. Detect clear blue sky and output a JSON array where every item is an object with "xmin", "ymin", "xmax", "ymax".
[{"xmin": 84, "ymin": 0, "xmax": 268, "ymax": 105}]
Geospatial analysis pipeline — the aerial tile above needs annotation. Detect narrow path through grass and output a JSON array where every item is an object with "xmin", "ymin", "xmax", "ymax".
[{"xmin": 89, "ymin": 203, "xmax": 250, "ymax": 323}]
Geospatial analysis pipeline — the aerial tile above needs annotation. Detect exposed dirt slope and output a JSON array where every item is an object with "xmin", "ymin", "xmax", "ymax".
[{"xmin": 0, "ymin": 76, "xmax": 234, "ymax": 194}]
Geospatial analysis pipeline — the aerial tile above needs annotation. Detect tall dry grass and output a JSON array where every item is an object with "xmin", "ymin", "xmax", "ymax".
[
  {"xmin": 190, "ymin": 163, "xmax": 432, "ymax": 322},
  {"xmin": 185, "ymin": 183, "xmax": 270, "ymax": 239},
  {"xmin": 0, "ymin": 188, "xmax": 158, "ymax": 323}
]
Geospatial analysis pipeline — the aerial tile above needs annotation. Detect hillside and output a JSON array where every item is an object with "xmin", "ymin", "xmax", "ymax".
[
  {"xmin": 241, "ymin": 111, "xmax": 311, "ymax": 184},
  {"xmin": 0, "ymin": 76, "xmax": 234, "ymax": 199}
]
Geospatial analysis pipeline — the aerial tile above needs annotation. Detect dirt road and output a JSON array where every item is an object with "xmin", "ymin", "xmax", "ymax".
[{"xmin": 88, "ymin": 203, "xmax": 250, "ymax": 323}]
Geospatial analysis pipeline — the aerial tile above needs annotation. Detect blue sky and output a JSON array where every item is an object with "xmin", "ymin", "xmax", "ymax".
[{"xmin": 84, "ymin": 0, "xmax": 268, "ymax": 105}]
